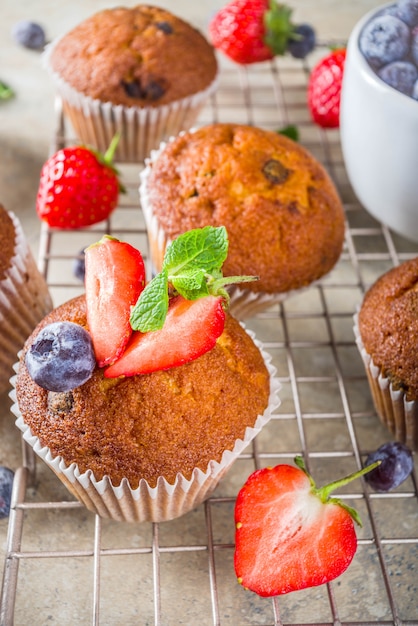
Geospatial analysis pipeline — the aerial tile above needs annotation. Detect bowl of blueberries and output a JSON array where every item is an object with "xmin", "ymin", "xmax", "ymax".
[{"xmin": 340, "ymin": 0, "xmax": 418, "ymax": 242}]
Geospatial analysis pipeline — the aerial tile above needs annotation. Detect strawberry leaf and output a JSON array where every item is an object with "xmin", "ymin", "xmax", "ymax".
[
  {"xmin": 264, "ymin": 1, "xmax": 295, "ymax": 56},
  {"xmin": 295, "ymin": 454, "xmax": 381, "ymax": 527}
]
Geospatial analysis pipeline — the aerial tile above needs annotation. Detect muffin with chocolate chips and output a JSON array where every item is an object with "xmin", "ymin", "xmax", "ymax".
[
  {"xmin": 140, "ymin": 123, "xmax": 346, "ymax": 317},
  {"xmin": 43, "ymin": 5, "xmax": 218, "ymax": 162}
]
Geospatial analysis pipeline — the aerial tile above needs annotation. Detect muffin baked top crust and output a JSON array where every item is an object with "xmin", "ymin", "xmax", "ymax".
[
  {"xmin": 49, "ymin": 5, "xmax": 218, "ymax": 107},
  {"xmin": 0, "ymin": 205, "xmax": 16, "ymax": 281},
  {"xmin": 358, "ymin": 257, "xmax": 418, "ymax": 399},
  {"xmin": 144, "ymin": 124, "xmax": 346, "ymax": 293},
  {"xmin": 16, "ymin": 295, "xmax": 270, "ymax": 488}
]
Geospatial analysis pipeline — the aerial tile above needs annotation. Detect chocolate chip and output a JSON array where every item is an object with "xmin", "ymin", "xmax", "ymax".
[
  {"xmin": 155, "ymin": 21, "xmax": 173, "ymax": 34},
  {"xmin": 145, "ymin": 80, "xmax": 166, "ymax": 101},
  {"xmin": 122, "ymin": 79, "xmax": 143, "ymax": 99},
  {"xmin": 262, "ymin": 159, "xmax": 290, "ymax": 184},
  {"xmin": 121, "ymin": 78, "xmax": 166, "ymax": 101}
]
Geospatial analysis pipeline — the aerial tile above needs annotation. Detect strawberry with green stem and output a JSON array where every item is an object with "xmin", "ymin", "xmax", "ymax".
[
  {"xmin": 234, "ymin": 455, "xmax": 380, "ymax": 597},
  {"xmin": 209, "ymin": 0, "xmax": 316, "ymax": 65},
  {"xmin": 36, "ymin": 134, "xmax": 123, "ymax": 229}
]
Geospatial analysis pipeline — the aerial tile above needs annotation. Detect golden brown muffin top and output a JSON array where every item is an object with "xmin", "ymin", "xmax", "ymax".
[
  {"xmin": 358, "ymin": 257, "xmax": 418, "ymax": 399},
  {"xmin": 0, "ymin": 205, "xmax": 16, "ymax": 281},
  {"xmin": 49, "ymin": 5, "xmax": 218, "ymax": 107},
  {"xmin": 145, "ymin": 123, "xmax": 345, "ymax": 293},
  {"xmin": 16, "ymin": 295, "xmax": 270, "ymax": 488}
]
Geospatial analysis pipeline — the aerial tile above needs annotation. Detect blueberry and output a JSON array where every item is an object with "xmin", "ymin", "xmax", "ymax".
[
  {"xmin": 287, "ymin": 23, "xmax": 316, "ymax": 59},
  {"xmin": 397, "ymin": 0, "xmax": 418, "ymax": 26},
  {"xmin": 410, "ymin": 25, "xmax": 418, "ymax": 65},
  {"xmin": 380, "ymin": 6, "xmax": 401, "ymax": 18},
  {"xmin": 0, "ymin": 467, "xmax": 14, "ymax": 519},
  {"xmin": 25, "ymin": 322, "xmax": 96, "ymax": 392},
  {"xmin": 11, "ymin": 21, "xmax": 46, "ymax": 50},
  {"xmin": 73, "ymin": 248, "xmax": 86, "ymax": 282},
  {"xmin": 359, "ymin": 14, "xmax": 410, "ymax": 68},
  {"xmin": 378, "ymin": 60, "xmax": 418, "ymax": 96},
  {"xmin": 364, "ymin": 441, "xmax": 414, "ymax": 492}
]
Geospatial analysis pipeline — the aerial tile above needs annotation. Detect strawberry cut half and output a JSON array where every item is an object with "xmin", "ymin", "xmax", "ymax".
[
  {"xmin": 85, "ymin": 236, "xmax": 146, "ymax": 367},
  {"xmin": 234, "ymin": 457, "xmax": 379, "ymax": 597},
  {"xmin": 104, "ymin": 295, "xmax": 226, "ymax": 378}
]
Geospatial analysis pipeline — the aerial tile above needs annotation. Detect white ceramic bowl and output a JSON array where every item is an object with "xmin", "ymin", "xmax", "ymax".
[{"xmin": 340, "ymin": 3, "xmax": 418, "ymax": 242}]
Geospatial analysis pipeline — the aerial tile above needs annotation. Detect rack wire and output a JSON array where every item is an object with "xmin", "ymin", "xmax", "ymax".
[{"xmin": 1, "ymin": 48, "xmax": 418, "ymax": 626}]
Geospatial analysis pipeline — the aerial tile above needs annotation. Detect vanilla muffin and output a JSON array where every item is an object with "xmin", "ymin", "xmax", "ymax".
[
  {"xmin": 355, "ymin": 257, "xmax": 418, "ymax": 450},
  {"xmin": 43, "ymin": 5, "xmax": 218, "ymax": 162},
  {"xmin": 0, "ymin": 205, "xmax": 52, "ymax": 394},
  {"xmin": 12, "ymin": 295, "xmax": 280, "ymax": 522},
  {"xmin": 140, "ymin": 124, "xmax": 346, "ymax": 317}
]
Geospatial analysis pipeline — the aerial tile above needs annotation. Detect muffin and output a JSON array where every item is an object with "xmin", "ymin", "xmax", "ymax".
[
  {"xmin": 43, "ymin": 5, "xmax": 219, "ymax": 163},
  {"xmin": 0, "ymin": 204, "xmax": 53, "ymax": 394},
  {"xmin": 11, "ymin": 295, "xmax": 280, "ymax": 523},
  {"xmin": 139, "ymin": 123, "xmax": 346, "ymax": 318},
  {"xmin": 354, "ymin": 257, "xmax": 418, "ymax": 450}
]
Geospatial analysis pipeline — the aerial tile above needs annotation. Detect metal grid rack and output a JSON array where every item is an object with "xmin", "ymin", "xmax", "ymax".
[{"xmin": 1, "ymin": 48, "xmax": 418, "ymax": 626}]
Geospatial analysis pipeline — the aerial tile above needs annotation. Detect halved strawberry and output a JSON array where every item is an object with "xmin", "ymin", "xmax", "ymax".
[
  {"xmin": 85, "ymin": 236, "xmax": 146, "ymax": 367},
  {"xmin": 104, "ymin": 294, "xmax": 225, "ymax": 378},
  {"xmin": 234, "ymin": 457, "xmax": 379, "ymax": 597}
]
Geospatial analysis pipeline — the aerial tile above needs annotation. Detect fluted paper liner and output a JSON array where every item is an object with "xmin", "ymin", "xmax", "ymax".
[
  {"xmin": 43, "ymin": 39, "xmax": 219, "ymax": 164},
  {"xmin": 11, "ymin": 331, "xmax": 280, "ymax": 523},
  {"xmin": 139, "ymin": 136, "xmax": 329, "ymax": 320},
  {"xmin": 0, "ymin": 212, "xmax": 52, "ymax": 394},
  {"xmin": 354, "ymin": 312, "xmax": 418, "ymax": 450}
]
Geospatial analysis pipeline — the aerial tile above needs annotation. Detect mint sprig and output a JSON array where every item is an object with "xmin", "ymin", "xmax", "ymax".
[{"xmin": 130, "ymin": 226, "xmax": 258, "ymax": 332}]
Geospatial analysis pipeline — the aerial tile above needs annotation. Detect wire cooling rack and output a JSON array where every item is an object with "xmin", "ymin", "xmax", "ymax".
[{"xmin": 1, "ymin": 48, "xmax": 418, "ymax": 626}]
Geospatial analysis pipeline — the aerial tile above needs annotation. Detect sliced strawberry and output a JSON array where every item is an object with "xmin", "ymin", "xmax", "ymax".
[
  {"xmin": 104, "ymin": 295, "xmax": 225, "ymax": 377},
  {"xmin": 234, "ymin": 458, "xmax": 378, "ymax": 597},
  {"xmin": 85, "ymin": 236, "xmax": 145, "ymax": 367}
]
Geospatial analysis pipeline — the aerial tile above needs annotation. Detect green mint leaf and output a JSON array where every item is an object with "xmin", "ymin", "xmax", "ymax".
[
  {"xmin": 0, "ymin": 80, "xmax": 14, "ymax": 101},
  {"xmin": 129, "ymin": 225, "xmax": 259, "ymax": 332},
  {"xmin": 130, "ymin": 269, "xmax": 169, "ymax": 332},
  {"xmin": 163, "ymin": 225, "xmax": 228, "ymax": 277},
  {"xmin": 170, "ymin": 267, "xmax": 209, "ymax": 300},
  {"xmin": 277, "ymin": 124, "xmax": 299, "ymax": 142}
]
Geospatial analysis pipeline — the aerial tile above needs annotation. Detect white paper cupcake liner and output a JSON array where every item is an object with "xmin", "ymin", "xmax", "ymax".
[
  {"xmin": 139, "ymin": 138, "xmax": 327, "ymax": 319},
  {"xmin": 0, "ymin": 212, "xmax": 53, "ymax": 394},
  {"xmin": 43, "ymin": 39, "xmax": 219, "ymax": 163},
  {"xmin": 354, "ymin": 312, "xmax": 418, "ymax": 450},
  {"xmin": 10, "ymin": 330, "xmax": 281, "ymax": 523}
]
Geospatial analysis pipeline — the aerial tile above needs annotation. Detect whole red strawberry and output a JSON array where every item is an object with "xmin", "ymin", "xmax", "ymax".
[
  {"xmin": 234, "ymin": 455, "xmax": 379, "ymax": 597},
  {"xmin": 209, "ymin": 0, "xmax": 297, "ymax": 64},
  {"xmin": 308, "ymin": 48, "xmax": 346, "ymax": 128},
  {"xmin": 36, "ymin": 135, "xmax": 122, "ymax": 229}
]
